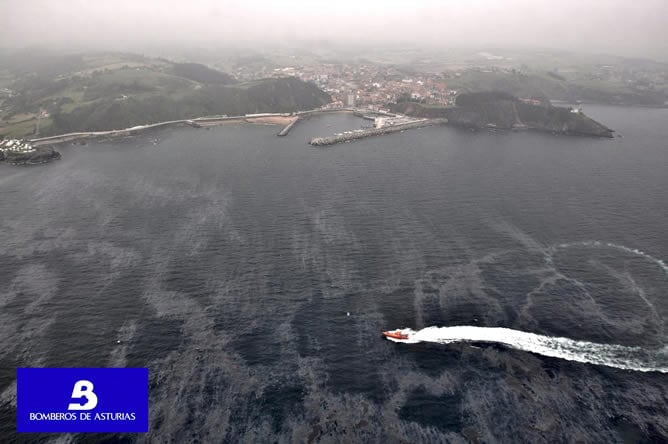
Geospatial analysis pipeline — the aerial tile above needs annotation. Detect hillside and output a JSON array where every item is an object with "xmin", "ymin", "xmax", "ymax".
[
  {"xmin": 443, "ymin": 69, "xmax": 666, "ymax": 107},
  {"xmin": 0, "ymin": 52, "xmax": 331, "ymax": 137},
  {"xmin": 49, "ymin": 77, "xmax": 330, "ymax": 133},
  {"xmin": 171, "ymin": 62, "xmax": 237, "ymax": 84}
]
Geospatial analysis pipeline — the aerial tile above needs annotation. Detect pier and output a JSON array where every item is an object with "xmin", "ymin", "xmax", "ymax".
[
  {"xmin": 277, "ymin": 117, "xmax": 301, "ymax": 136},
  {"xmin": 309, "ymin": 118, "xmax": 447, "ymax": 146}
]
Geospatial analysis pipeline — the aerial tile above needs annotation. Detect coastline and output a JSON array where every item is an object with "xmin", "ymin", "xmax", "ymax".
[
  {"xmin": 22, "ymin": 99, "xmax": 624, "ymax": 158},
  {"xmin": 29, "ymin": 109, "xmax": 359, "ymax": 147}
]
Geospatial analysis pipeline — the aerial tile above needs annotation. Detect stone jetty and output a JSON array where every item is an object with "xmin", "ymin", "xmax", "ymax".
[
  {"xmin": 278, "ymin": 117, "xmax": 301, "ymax": 136},
  {"xmin": 309, "ymin": 118, "xmax": 447, "ymax": 146}
]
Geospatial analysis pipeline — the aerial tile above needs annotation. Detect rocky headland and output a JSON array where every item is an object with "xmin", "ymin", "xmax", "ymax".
[
  {"xmin": 0, "ymin": 144, "xmax": 60, "ymax": 165},
  {"xmin": 391, "ymin": 92, "xmax": 614, "ymax": 138}
]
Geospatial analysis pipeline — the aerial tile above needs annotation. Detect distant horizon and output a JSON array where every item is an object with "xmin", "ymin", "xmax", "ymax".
[
  {"xmin": 1, "ymin": 42, "xmax": 666, "ymax": 66},
  {"xmin": 2, "ymin": 0, "xmax": 667, "ymax": 62}
]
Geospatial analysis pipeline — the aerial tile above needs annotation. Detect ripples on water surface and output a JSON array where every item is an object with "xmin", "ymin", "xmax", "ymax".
[{"xmin": 1, "ymin": 107, "xmax": 667, "ymax": 442}]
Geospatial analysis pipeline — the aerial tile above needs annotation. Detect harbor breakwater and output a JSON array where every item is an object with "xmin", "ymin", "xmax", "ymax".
[
  {"xmin": 277, "ymin": 117, "xmax": 301, "ymax": 136},
  {"xmin": 309, "ymin": 118, "xmax": 447, "ymax": 146}
]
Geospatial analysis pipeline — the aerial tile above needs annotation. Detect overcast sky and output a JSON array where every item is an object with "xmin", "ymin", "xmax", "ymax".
[{"xmin": 2, "ymin": 0, "xmax": 667, "ymax": 59}]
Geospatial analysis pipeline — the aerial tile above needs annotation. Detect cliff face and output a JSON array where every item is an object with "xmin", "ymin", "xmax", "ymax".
[
  {"xmin": 515, "ymin": 102, "xmax": 613, "ymax": 137},
  {"xmin": 391, "ymin": 92, "xmax": 614, "ymax": 138}
]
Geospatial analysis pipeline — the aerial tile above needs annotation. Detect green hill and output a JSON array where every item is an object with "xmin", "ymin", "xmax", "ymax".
[
  {"xmin": 0, "ymin": 52, "xmax": 330, "ymax": 137},
  {"xmin": 444, "ymin": 69, "xmax": 666, "ymax": 107},
  {"xmin": 171, "ymin": 62, "xmax": 237, "ymax": 84},
  {"xmin": 50, "ymin": 77, "xmax": 330, "ymax": 133}
]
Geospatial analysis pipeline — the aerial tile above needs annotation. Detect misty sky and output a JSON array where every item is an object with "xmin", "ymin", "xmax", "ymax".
[{"xmin": 2, "ymin": 0, "xmax": 667, "ymax": 59}]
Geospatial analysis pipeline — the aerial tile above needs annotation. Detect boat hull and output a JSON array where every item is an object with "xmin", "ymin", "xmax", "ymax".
[{"xmin": 382, "ymin": 330, "xmax": 409, "ymax": 340}]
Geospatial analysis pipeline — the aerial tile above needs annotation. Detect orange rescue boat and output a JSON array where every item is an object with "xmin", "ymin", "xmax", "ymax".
[{"xmin": 382, "ymin": 330, "xmax": 409, "ymax": 340}]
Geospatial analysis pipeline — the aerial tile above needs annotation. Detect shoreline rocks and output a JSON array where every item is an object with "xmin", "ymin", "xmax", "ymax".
[{"xmin": 3, "ymin": 146, "xmax": 61, "ymax": 166}]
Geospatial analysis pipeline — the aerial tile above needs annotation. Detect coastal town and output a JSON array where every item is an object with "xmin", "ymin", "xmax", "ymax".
[
  {"xmin": 228, "ymin": 56, "xmax": 668, "ymax": 110},
  {"xmin": 236, "ymin": 62, "xmax": 459, "ymax": 110}
]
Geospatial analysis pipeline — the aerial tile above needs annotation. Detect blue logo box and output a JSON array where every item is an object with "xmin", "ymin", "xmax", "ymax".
[{"xmin": 17, "ymin": 368, "xmax": 148, "ymax": 433}]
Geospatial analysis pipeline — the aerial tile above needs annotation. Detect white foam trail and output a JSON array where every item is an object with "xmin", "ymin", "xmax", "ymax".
[
  {"xmin": 387, "ymin": 326, "xmax": 668, "ymax": 373},
  {"xmin": 554, "ymin": 241, "xmax": 668, "ymax": 276}
]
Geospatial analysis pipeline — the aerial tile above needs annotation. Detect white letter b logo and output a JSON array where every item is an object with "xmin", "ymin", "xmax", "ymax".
[{"xmin": 68, "ymin": 380, "xmax": 98, "ymax": 410}]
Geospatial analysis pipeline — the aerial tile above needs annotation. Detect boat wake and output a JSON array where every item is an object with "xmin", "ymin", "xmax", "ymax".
[
  {"xmin": 387, "ymin": 326, "xmax": 668, "ymax": 373},
  {"xmin": 552, "ymin": 241, "xmax": 668, "ymax": 276}
]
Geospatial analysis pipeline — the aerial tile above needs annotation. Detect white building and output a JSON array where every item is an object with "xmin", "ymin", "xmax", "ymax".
[
  {"xmin": 0, "ymin": 139, "xmax": 36, "ymax": 154},
  {"xmin": 347, "ymin": 94, "xmax": 356, "ymax": 108}
]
